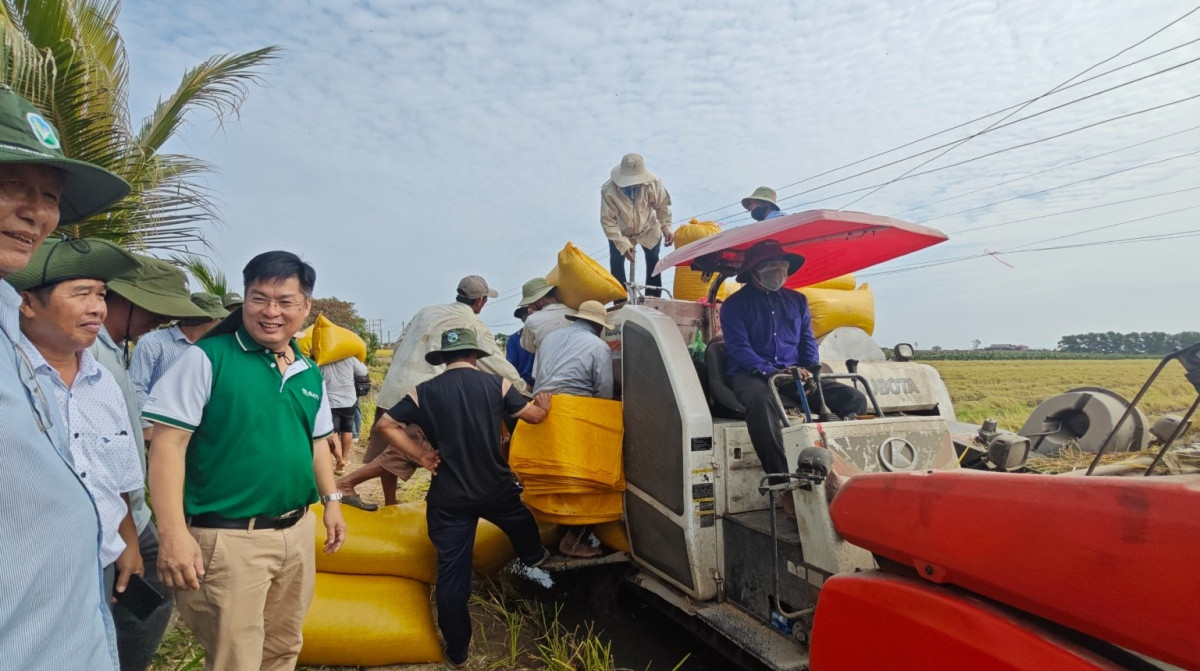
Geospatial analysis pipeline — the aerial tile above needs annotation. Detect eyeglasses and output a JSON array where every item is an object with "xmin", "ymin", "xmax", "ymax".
[{"xmin": 245, "ymin": 295, "xmax": 307, "ymax": 311}]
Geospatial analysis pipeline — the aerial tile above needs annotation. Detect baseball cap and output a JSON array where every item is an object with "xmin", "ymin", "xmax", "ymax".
[{"xmin": 457, "ymin": 275, "xmax": 498, "ymax": 300}]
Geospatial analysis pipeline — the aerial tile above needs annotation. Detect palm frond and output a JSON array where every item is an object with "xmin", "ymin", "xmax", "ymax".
[{"xmin": 170, "ymin": 253, "xmax": 228, "ymax": 296}]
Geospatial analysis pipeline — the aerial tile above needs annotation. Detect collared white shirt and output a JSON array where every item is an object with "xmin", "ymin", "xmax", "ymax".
[
  {"xmin": 375, "ymin": 302, "xmax": 528, "ymax": 410},
  {"xmin": 520, "ymin": 302, "xmax": 576, "ymax": 353},
  {"xmin": 91, "ymin": 324, "xmax": 151, "ymax": 532},
  {"xmin": 0, "ymin": 281, "xmax": 118, "ymax": 670},
  {"xmin": 18, "ymin": 334, "xmax": 143, "ymax": 566},
  {"xmin": 129, "ymin": 324, "xmax": 194, "ymax": 425},
  {"xmin": 320, "ymin": 355, "xmax": 369, "ymax": 409}
]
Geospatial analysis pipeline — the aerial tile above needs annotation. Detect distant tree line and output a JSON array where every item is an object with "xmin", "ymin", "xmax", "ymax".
[{"xmin": 1056, "ymin": 331, "xmax": 1200, "ymax": 355}]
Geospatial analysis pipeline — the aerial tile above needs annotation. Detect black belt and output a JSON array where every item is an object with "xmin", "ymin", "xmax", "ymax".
[{"xmin": 189, "ymin": 507, "xmax": 307, "ymax": 530}]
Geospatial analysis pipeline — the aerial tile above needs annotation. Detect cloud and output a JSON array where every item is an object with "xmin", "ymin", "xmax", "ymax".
[{"xmin": 118, "ymin": 0, "xmax": 1200, "ymax": 345}]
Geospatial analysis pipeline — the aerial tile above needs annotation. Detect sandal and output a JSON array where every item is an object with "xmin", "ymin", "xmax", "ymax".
[{"xmin": 340, "ymin": 494, "xmax": 379, "ymax": 512}]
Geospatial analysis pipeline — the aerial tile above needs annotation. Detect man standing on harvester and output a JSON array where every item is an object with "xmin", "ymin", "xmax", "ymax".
[
  {"xmin": 601, "ymin": 152, "xmax": 673, "ymax": 297},
  {"xmin": 374, "ymin": 327, "xmax": 552, "ymax": 670},
  {"xmin": 720, "ymin": 240, "xmax": 867, "ymax": 515}
]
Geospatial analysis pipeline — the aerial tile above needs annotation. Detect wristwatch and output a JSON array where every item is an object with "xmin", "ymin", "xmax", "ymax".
[{"xmin": 320, "ymin": 492, "xmax": 344, "ymax": 504}]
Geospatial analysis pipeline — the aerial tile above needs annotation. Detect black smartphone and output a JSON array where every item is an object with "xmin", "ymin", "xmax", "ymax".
[{"xmin": 113, "ymin": 573, "xmax": 166, "ymax": 621}]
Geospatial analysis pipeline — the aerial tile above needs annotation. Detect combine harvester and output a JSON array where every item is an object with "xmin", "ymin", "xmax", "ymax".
[{"xmin": 555, "ymin": 210, "xmax": 1200, "ymax": 670}]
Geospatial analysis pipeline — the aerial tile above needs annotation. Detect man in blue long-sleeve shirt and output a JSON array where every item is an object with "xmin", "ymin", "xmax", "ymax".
[{"xmin": 720, "ymin": 240, "xmax": 867, "ymax": 495}]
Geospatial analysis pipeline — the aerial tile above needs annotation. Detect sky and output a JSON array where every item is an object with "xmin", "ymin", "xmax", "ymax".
[{"xmin": 117, "ymin": 0, "xmax": 1200, "ymax": 349}]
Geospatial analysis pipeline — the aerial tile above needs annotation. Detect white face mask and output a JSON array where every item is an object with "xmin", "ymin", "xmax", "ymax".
[{"xmin": 754, "ymin": 262, "xmax": 788, "ymax": 291}]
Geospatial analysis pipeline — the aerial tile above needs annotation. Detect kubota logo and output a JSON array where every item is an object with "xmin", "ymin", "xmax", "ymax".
[{"xmin": 873, "ymin": 377, "xmax": 919, "ymax": 395}]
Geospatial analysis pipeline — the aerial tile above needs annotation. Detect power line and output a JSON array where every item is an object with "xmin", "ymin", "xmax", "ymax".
[
  {"xmin": 839, "ymin": 3, "xmax": 1200, "ymax": 209},
  {"xmin": 676, "ymin": 33, "xmax": 1200, "ymax": 224},
  {"xmin": 953, "ymin": 185, "xmax": 1200, "ymax": 235}
]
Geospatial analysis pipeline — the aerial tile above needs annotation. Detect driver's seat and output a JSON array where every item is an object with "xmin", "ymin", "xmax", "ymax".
[{"xmin": 705, "ymin": 338, "xmax": 746, "ymax": 417}]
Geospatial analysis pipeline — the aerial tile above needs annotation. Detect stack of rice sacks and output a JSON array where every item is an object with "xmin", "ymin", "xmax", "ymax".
[
  {"xmin": 795, "ymin": 274, "xmax": 875, "ymax": 337},
  {"xmin": 672, "ymin": 219, "xmax": 737, "ymax": 301},
  {"xmin": 299, "ymin": 502, "xmax": 523, "ymax": 666},
  {"xmin": 509, "ymin": 396, "xmax": 625, "ymax": 526}
]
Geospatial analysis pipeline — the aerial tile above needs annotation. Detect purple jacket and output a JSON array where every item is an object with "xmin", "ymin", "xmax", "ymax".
[{"xmin": 720, "ymin": 284, "xmax": 819, "ymax": 376}]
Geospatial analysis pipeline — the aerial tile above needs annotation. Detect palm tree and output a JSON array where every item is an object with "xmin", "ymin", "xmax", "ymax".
[{"xmin": 0, "ymin": 0, "xmax": 278, "ymax": 251}]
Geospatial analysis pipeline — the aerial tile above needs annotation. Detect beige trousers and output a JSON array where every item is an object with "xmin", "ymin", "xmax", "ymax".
[{"xmin": 176, "ymin": 511, "xmax": 316, "ymax": 671}]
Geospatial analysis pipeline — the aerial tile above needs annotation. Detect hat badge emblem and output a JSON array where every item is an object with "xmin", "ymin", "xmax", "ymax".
[
  {"xmin": 26, "ymin": 113, "xmax": 60, "ymax": 149},
  {"xmin": 446, "ymin": 332, "xmax": 459, "ymax": 343}
]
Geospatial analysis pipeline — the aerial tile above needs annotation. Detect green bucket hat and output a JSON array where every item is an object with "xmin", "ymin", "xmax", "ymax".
[
  {"xmin": 107, "ymin": 255, "xmax": 210, "ymax": 319},
  {"xmin": 741, "ymin": 186, "xmax": 780, "ymax": 212},
  {"xmin": 425, "ymin": 327, "xmax": 491, "ymax": 365},
  {"xmin": 190, "ymin": 292, "xmax": 231, "ymax": 319},
  {"xmin": 221, "ymin": 292, "xmax": 243, "ymax": 309},
  {"xmin": 6, "ymin": 235, "xmax": 139, "ymax": 291},
  {"xmin": 516, "ymin": 277, "xmax": 555, "ymax": 309},
  {"xmin": 0, "ymin": 86, "xmax": 131, "ymax": 223}
]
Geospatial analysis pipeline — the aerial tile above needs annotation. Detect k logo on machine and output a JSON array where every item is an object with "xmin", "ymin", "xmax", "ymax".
[
  {"xmin": 878, "ymin": 437, "xmax": 917, "ymax": 471},
  {"xmin": 26, "ymin": 113, "xmax": 60, "ymax": 150}
]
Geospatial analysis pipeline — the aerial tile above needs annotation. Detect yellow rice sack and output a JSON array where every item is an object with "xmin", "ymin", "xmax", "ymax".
[
  {"xmin": 510, "ymin": 396, "xmax": 624, "ymax": 487},
  {"xmin": 312, "ymin": 502, "xmax": 516, "ymax": 580},
  {"xmin": 801, "ymin": 273, "xmax": 856, "ymax": 291},
  {"xmin": 523, "ymin": 491, "xmax": 624, "ymax": 525},
  {"xmin": 797, "ymin": 283, "xmax": 875, "ymax": 338},
  {"xmin": 546, "ymin": 242, "xmax": 627, "ymax": 308},
  {"xmin": 297, "ymin": 313, "xmax": 367, "ymax": 365},
  {"xmin": 299, "ymin": 573, "xmax": 442, "ymax": 666},
  {"xmin": 672, "ymin": 219, "xmax": 736, "ymax": 301},
  {"xmin": 593, "ymin": 520, "xmax": 630, "ymax": 552}
]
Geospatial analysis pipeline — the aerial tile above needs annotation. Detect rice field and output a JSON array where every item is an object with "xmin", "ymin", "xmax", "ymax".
[{"xmin": 927, "ymin": 358, "xmax": 1196, "ymax": 431}]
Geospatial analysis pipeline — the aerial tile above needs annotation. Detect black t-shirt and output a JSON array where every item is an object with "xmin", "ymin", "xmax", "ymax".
[{"xmin": 387, "ymin": 366, "xmax": 530, "ymax": 508}]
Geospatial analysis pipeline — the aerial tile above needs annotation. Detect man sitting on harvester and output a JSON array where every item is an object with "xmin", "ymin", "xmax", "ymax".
[{"xmin": 720, "ymin": 240, "xmax": 868, "ymax": 515}]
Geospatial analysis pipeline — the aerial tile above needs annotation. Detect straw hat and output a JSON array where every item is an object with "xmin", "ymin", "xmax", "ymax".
[
  {"xmin": 610, "ymin": 153, "xmax": 655, "ymax": 188},
  {"xmin": 741, "ymin": 186, "xmax": 779, "ymax": 212},
  {"xmin": 734, "ymin": 240, "xmax": 805, "ymax": 284},
  {"xmin": 425, "ymin": 327, "xmax": 491, "ymax": 365},
  {"xmin": 565, "ymin": 300, "xmax": 614, "ymax": 331}
]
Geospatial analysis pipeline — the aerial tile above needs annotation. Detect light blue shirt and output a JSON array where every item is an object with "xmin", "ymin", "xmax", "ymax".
[
  {"xmin": 19, "ymin": 336, "xmax": 143, "ymax": 566},
  {"xmin": 0, "ymin": 280, "xmax": 118, "ymax": 670},
  {"xmin": 92, "ymin": 325, "xmax": 152, "ymax": 532},
  {"xmin": 129, "ymin": 324, "xmax": 193, "ymax": 426},
  {"xmin": 532, "ymin": 321, "xmax": 614, "ymax": 399}
]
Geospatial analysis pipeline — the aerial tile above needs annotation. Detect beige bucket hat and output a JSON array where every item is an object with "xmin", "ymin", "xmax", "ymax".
[
  {"xmin": 611, "ymin": 153, "xmax": 655, "ymax": 187},
  {"xmin": 565, "ymin": 300, "xmax": 614, "ymax": 331},
  {"xmin": 741, "ymin": 186, "xmax": 780, "ymax": 212}
]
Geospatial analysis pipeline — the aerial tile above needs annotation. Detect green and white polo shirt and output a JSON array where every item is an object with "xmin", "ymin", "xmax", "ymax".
[{"xmin": 144, "ymin": 326, "xmax": 333, "ymax": 519}]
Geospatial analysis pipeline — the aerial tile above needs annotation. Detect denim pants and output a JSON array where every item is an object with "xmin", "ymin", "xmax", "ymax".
[
  {"xmin": 608, "ymin": 240, "xmax": 663, "ymax": 296},
  {"xmin": 427, "ymin": 491, "xmax": 544, "ymax": 664}
]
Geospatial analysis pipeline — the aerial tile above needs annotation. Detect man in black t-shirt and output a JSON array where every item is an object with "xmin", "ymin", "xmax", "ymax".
[{"xmin": 374, "ymin": 327, "xmax": 551, "ymax": 669}]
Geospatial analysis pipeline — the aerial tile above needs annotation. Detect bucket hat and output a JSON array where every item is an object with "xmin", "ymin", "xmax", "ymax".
[
  {"xmin": 107, "ymin": 255, "xmax": 210, "ymax": 319},
  {"xmin": 457, "ymin": 275, "xmax": 498, "ymax": 300},
  {"xmin": 0, "ymin": 86, "xmax": 131, "ymax": 223},
  {"xmin": 425, "ymin": 327, "xmax": 491, "ymax": 365},
  {"xmin": 6, "ymin": 235, "xmax": 139, "ymax": 291},
  {"xmin": 610, "ymin": 153, "xmax": 655, "ymax": 188},
  {"xmin": 190, "ymin": 292, "xmax": 231, "ymax": 319},
  {"xmin": 222, "ymin": 292, "xmax": 243, "ymax": 310},
  {"xmin": 565, "ymin": 300, "xmax": 615, "ymax": 331},
  {"xmin": 734, "ymin": 239, "xmax": 805, "ymax": 284},
  {"xmin": 741, "ymin": 186, "xmax": 780, "ymax": 212},
  {"xmin": 516, "ymin": 277, "xmax": 555, "ymax": 309}
]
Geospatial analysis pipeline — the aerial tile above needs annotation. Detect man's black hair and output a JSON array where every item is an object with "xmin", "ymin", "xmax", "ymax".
[
  {"xmin": 455, "ymin": 294, "xmax": 477, "ymax": 306},
  {"xmin": 440, "ymin": 349, "xmax": 478, "ymax": 364},
  {"xmin": 243, "ymin": 251, "xmax": 316, "ymax": 296}
]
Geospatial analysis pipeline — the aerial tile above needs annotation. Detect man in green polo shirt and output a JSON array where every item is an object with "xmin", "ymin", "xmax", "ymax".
[{"xmin": 144, "ymin": 250, "xmax": 346, "ymax": 671}]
